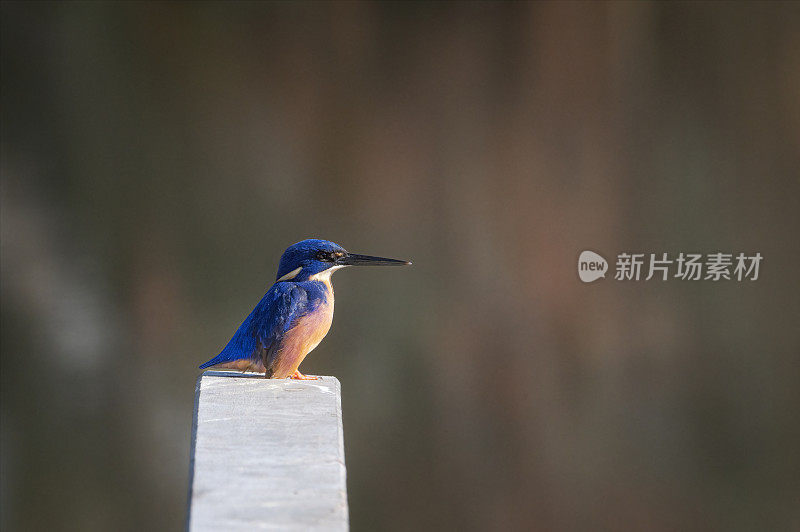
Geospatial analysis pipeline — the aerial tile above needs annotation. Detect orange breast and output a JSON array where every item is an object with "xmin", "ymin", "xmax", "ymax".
[{"xmin": 269, "ymin": 296, "xmax": 334, "ymax": 378}]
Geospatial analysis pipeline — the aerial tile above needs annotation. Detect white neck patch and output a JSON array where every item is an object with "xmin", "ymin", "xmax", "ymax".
[
  {"xmin": 276, "ymin": 266, "xmax": 302, "ymax": 282},
  {"xmin": 309, "ymin": 265, "xmax": 345, "ymax": 283}
]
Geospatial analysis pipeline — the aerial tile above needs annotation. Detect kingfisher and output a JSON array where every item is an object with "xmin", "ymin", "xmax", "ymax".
[{"xmin": 199, "ymin": 239, "xmax": 411, "ymax": 379}]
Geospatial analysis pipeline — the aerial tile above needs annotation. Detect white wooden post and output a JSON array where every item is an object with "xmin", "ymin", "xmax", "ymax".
[{"xmin": 187, "ymin": 371, "xmax": 349, "ymax": 531}]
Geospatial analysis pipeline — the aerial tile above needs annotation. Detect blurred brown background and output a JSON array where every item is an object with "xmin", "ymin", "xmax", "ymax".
[{"xmin": 2, "ymin": 2, "xmax": 799, "ymax": 531}]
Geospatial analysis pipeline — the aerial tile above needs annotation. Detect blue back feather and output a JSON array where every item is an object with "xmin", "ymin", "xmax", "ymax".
[
  {"xmin": 199, "ymin": 280, "xmax": 328, "ymax": 369},
  {"xmin": 200, "ymin": 239, "xmax": 340, "ymax": 370}
]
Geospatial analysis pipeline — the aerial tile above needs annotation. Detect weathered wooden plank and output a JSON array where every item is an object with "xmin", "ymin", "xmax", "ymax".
[{"xmin": 187, "ymin": 371, "xmax": 348, "ymax": 531}]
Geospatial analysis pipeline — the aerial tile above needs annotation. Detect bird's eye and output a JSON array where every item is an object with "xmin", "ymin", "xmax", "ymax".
[{"xmin": 316, "ymin": 251, "xmax": 335, "ymax": 262}]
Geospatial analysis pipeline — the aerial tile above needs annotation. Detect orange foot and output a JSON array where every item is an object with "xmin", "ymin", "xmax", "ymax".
[{"xmin": 289, "ymin": 370, "xmax": 319, "ymax": 380}]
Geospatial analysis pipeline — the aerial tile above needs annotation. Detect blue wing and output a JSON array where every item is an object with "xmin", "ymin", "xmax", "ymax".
[{"xmin": 199, "ymin": 283, "xmax": 310, "ymax": 370}]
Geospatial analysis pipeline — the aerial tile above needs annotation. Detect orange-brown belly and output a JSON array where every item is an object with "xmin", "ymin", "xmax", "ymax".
[
  {"xmin": 215, "ymin": 358, "xmax": 266, "ymax": 373},
  {"xmin": 269, "ymin": 299, "xmax": 334, "ymax": 378}
]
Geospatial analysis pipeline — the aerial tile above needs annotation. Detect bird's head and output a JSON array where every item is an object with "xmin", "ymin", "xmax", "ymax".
[{"xmin": 275, "ymin": 239, "xmax": 411, "ymax": 283}]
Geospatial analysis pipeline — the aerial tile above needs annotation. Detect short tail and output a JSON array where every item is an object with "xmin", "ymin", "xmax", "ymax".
[
  {"xmin": 199, "ymin": 342, "xmax": 259, "ymax": 370},
  {"xmin": 200, "ymin": 317, "xmax": 259, "ymax": 370},
  {"xmin": 199, "ymin": 355, "xmax": 223, "ymax": 369},
  {"xmin": 199, "ymin": 349, "xmax": 244, "ymax": 369}
]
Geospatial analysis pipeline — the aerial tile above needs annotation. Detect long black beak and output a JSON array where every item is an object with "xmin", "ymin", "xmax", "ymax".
[{"xmin": 337, "ymin": 253, "xmax": 412, "ymax": 266}]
